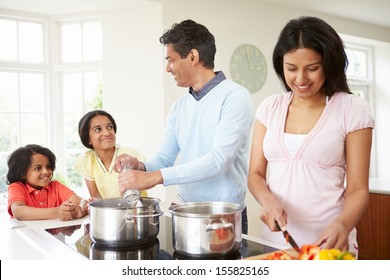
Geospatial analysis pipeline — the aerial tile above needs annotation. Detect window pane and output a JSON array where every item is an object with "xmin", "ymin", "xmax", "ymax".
[
  {"xmin": 350, "ymin": 84, "xmax": 369, "ymax": 101},
  {"xmin": 0, "ymin": 19, "xmax": 17, "ymax": 60},
  {"xmin": 63, "ymin": 72, "xmax": 83, "ymax": 112},
  {"xmin": 64, "ymin": 112, "xmax": 82, "ymax": 149},
  {"xmin": 62, "ymin": 23, "xmax": 82, "ymax": 63},
  {"xmin": 83, "ymin": 21, "xmax": 102, "ymax": 61},
  {"xmin": 20, "ymin": 73, "xmax": 45, "ymax": 112},
  {"xmin": 20, "ymin": 113, "xmax": 45, "ymax": 145},
  {"xmin": 66, "ymin": 150, "xmax": 84, "ymax": 188},
  {"xmin": 0, "ymin": 72, "xmax": 18, "ymax": 111},
  {"xmin": 0, "ymin": 152, "xmax": 9, "ymax": 194},
  {"xmin": 346, "ymin": 48, "xmax": 368, "ymax": 78},
  {"xmin": 0, "ymin": 114, "xmax": 19, "ymax": 152},
  {"xmin": 84, "ymin": 71, "xmax": 103, "ymax": 109},
  {"xmin": 19, "ymin": 21, "xmax": 43, "ymax": 63},
  {"xmin": 64, "ymin": 112, "xmax": 85, "ymax": 189}
]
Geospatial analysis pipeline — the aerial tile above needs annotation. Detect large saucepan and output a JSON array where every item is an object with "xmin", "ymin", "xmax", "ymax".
[
  {"xmin": 169, "ymin": 201, "xmax": 243, "ymax": 256},
  {"xmin": 89, "ymin": 197, "xmax": 163, "ymax": 246}
]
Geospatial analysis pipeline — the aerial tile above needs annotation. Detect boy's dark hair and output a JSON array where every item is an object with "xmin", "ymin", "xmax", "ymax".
[
  {"xmin": 78, "ymin": 110, "xmax": 117, "ymax": 149},
  {"xmin": 7, "ymin": 144, "xmax": 56, "ymax": 184}
]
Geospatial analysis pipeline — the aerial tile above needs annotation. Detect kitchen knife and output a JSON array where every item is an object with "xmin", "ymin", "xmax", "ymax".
[{"xmin": 275, "ymin": 221, "xmax": 300, "ymax": 253}]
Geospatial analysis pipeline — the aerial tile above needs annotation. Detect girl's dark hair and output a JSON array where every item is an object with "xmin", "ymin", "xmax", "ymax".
[
  {"xmin": 78, "ymin": 110, "xmax": 117, "ymax": 149},
  {"xmin": 272, "ymin": 16, "xmax": 351, "ymax": 97},
  {"xmin": 7, "ymin": 144, "xmax": 56, "ymax": 184},
  {"xmin": 159, "ymin": 19, "xmax": 216, "ymax": 69}
]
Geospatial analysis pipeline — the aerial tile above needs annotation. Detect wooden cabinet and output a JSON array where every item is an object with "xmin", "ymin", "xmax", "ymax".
[{"xmin": 356, "ymin": 193, "xmax": 390, "ymax": 260}]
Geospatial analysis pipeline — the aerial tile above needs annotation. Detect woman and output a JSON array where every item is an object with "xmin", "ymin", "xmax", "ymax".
[
  {"xmin": 248, "ymin": 16, "xmax": 374, "ymax": 255},
  {"xmin": 75, "ymin": 110, "xmax": 147, "ymax": 199}
]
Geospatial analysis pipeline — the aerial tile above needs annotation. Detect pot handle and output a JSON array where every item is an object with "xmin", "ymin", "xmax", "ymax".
[
  {"xmin": 205, "ymin": 220, "xmax": 233, "ymax": 231},
  {"xmin": 126, "ymin": 210, "xmax": 164, "ymax": 220}
]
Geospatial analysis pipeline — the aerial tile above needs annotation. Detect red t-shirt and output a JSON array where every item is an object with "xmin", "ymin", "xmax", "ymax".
[{"xmin": 7, "ymin": 180, "xmax": 75, "ymax": 217}]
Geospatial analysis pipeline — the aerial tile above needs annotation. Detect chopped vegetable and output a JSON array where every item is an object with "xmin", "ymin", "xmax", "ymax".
[
  {"xmin": 261, "ymin": 244, "xmax": 356, "ymax": 260},
  {"xmin": 262, "ymin": 251, "xmax": 295, "ymax": 260}
]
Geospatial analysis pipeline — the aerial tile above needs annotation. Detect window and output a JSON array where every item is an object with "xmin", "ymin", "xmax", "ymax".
[
  {"xmin": 345, "ymin": 43, "xmax": 373, "ymax": 103},
  {"xmin": 0, "ymin": 18, "xmax": 43, "ymax": 62},
  {"xmin": 0, "ymin": 13, "xmax": 103, "ymax": 200},
  {"xmin": 343, "ymin": 39, "xmax": 376, "ymax": 177},
  {"xmin": 0, "ymin": 16, "xmax": 47, "ymax": 197},
  {"xmin": 57, "ymin": 20, "xmax": 103, "ymax": 190}
]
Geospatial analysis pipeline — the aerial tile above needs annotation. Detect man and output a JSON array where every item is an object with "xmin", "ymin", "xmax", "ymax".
[{"xmin": 115, "ymin": 19, "xmax": 253, "ymax": 233}]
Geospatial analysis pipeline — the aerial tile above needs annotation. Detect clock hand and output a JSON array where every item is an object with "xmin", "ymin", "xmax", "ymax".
[
  {"xmin": 246, "ymin": 48, "xmax": 261, "ymax": 71},
  {"xmin": 245, "ymin": 49, "xmax": 254, "ymax": 69}
]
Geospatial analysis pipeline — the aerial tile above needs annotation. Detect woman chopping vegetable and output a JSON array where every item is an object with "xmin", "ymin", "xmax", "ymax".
[{"xmin": 248, "ymin": 16, "xmax": 374, "ymax": 257}]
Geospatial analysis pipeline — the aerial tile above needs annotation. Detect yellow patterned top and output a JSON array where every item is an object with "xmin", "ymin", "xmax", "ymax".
[{"xmin": 74, "ymin": 145, "xmax": 147, "ymax": 198}]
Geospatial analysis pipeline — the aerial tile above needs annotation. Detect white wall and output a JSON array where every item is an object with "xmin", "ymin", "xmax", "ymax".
[
  {"xmin": 374, "ymin": 42, "xmax": 390, "ymax": 177},
  {"xmin": 101, "ymin": 1, "xmax": 166, "ymax": 200},
  {"xmin": 101, "ymin": 0, "xmax": 390, "ymax": 236}
]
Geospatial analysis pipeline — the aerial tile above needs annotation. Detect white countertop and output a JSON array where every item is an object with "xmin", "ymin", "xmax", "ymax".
[
  {"xmin": 0, "ymin": 211, "xmax": 89, "ymax": 260},
  {"xmin": 1, "ymin": 178, "xmax": 387, "ymax": 260},
  {"xmin": 0, "ymin": 209, "xmax": 285, "ymax": 260},
  {"xmin": 369, "ymin": 177, "xmax": 390, "ymax": 195}
]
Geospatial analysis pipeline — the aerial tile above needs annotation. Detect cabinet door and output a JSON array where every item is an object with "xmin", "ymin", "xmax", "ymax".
[{"xmin": 356, "ymin": 193, "xmax": 390, "ymax": 260}]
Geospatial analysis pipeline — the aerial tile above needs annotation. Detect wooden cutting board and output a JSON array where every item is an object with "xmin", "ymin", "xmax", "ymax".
[{"xmin": 244, "ymin": 248, "xmax": 298, "ymax": 260}]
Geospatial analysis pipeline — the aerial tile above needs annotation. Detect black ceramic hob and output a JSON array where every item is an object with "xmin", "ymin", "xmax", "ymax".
[{"xmin": 45, "ymin": 215, "xmax": 278, "ymax": 260}]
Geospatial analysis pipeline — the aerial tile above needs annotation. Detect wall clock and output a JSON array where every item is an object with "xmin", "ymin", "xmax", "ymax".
[{"xmin": 229, "ymin": 44, "xmax": 267, "ymax": 94}]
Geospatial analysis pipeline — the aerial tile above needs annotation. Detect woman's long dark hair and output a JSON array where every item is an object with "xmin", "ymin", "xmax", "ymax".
[{"xmin": 273, "ymin": 16, "xmax": 351, "ymax": 97}]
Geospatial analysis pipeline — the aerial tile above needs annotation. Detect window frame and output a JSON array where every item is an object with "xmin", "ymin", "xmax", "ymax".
[
  {"xmin": 0, "ymin": 11, "xmax": 103, "ymax": 202},
  {"xmin": 0, "ymin": 12, "xmax": 50, "ymax": 200},
  {"xmin": 342, "ymin": 37, "xmax": 376, "ymax": 178},
  {"xmin": 53, "ymin": 17, "xmax": 103, "ymax": 189}
]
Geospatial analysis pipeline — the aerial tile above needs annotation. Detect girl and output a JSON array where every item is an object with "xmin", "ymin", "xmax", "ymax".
[
  {"xmin": 75, "ymin": 110, "xmax": 147, "ymax": 199},
  {"xmin": 7, "ymin": 144, "xmax": 89, "ymax": 220}
]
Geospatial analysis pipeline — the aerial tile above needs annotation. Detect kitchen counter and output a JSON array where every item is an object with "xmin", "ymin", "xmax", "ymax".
[
  {"xmin": 0, "ymin": 210, "xmax": 286, "ymax": 260},
  {"xmin": 0, "ymin": 211, "xmax": 89, "ymax": 260},
  {"xmin": 1, "ymin": 178, "xmax": 387, "ymax": 260},
  {"xmin": 369, "ymin": 177, "xmax": 390, "ymax": 195}
]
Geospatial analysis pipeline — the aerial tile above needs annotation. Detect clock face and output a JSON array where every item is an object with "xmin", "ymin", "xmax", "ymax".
[{"xmin": 229, "ymin": 44, "xmax": 267, "ymax": 94}]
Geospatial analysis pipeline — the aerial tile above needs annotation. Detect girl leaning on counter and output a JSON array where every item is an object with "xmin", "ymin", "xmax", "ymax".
[{"xmin": 248, "ymin": 16, "xmax": 374, "ymax": 257}]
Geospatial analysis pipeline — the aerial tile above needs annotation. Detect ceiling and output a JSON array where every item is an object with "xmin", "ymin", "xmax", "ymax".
[
  {"xmin": 1, "ymin": 0, "xmax": 390, "ymax": 29},
  {"xmin": 263, "ymin": 0, "xmax": 390, "ymax": 29}
]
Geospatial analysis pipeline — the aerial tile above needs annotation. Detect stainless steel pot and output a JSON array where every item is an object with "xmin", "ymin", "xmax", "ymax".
[
  {"xmin": 89, "ymin": 197, "xmax": 163, "ymax": 246},
  {"xmin": 169, "ymin": 201, "xmax": 243, "ymax": 256}
]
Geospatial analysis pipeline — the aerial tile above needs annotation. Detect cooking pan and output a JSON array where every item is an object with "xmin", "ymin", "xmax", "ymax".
[
  {"xmin": 169, "ymin": 201, "xmax": 243, "ymax": 256},
  {"xmin": 89, "ymin": 197, "xmax": 163, "ymax": 246}
]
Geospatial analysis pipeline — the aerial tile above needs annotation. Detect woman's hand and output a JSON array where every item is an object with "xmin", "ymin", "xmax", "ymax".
[
  {"xmin": 260, "ymin": 194, "xmax": 288, "ymax": 232},
  {"xmin": 315, "ymin": 219, "xmax": 350, "ymax": 251}
]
